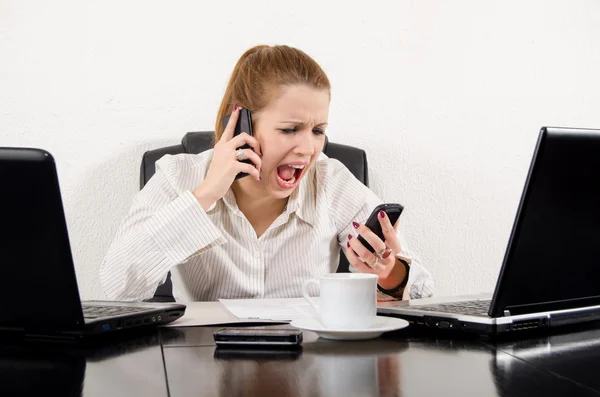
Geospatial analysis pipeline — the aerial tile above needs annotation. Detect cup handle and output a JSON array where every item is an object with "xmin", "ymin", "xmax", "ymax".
[{"xmin": 302, "ymin": 279, "xmax": 320, "ymax": 313}]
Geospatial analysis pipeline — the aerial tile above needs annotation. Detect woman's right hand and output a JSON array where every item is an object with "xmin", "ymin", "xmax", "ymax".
[{"xmin": 192, "ymin": 105, "xmax": 262, "ymax": 210}]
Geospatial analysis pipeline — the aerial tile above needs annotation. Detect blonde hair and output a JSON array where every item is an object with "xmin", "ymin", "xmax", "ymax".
[{"xmin": 214, "ymin": 45, "xmax": 331, "ymax": 142}]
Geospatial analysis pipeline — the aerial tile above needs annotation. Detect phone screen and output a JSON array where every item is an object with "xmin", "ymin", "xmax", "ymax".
[{"xmin": 357, "ymin": 203, "xmax": 404, "ymax": 253}]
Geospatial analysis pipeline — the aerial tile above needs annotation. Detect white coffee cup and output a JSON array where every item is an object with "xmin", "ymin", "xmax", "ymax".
[{"xmin": 302, "ymin": 273, "xmax": 378, "ymax": 329}]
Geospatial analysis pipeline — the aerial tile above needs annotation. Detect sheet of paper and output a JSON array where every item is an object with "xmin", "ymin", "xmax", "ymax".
[
  {"xmin": 219, "ymin": 297, "xmax": 318, "ymax": 321},
  {"xmin": 163, "ymin": 294, "xmax": 395, "ymax": 327},
  {"xmin": 162, "ymin": 301, "xmax": 281, "ymax": 327}
]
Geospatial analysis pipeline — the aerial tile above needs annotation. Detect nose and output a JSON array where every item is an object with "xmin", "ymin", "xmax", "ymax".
[{"xmin": 293, "ymin": 130, "xmax": 315, "ymax": 157}]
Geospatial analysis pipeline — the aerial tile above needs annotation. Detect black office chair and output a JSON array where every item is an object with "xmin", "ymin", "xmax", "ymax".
[{"xmin": 140, "ymin": 131, "xmax": 369, "ymax": 302}]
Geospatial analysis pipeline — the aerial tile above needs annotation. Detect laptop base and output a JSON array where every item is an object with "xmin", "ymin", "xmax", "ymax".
[{"xmin": 378, "ymin": 294, "xmax": 600, "ymax": 336}]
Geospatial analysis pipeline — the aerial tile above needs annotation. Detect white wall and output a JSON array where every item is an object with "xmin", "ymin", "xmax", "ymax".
[{"xmin": 2, "ymin": 0, "xmax": 600, "ymax": 300}]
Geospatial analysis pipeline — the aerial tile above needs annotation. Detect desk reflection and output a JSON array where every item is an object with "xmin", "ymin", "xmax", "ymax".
[
  {"xmin": 214, "ymin": 341, "xmax": 404, "ymax": 397},
  {"xmin": 0, "ymin": 328, "xmax": 181, "ymax": 397},
  {"xmin": 163, "ymin": 331, "xmax": 499, "ymax": 397},
  {"xmin": 492, "ymin": 326, "xmax": 600, "ymax": 394},
  {"xmin": 164, "ymin": 327, "xmax": 600, "ymax": 397},
  {"xmin": 3, "ymin": 326, "xmax": 599, "ymax": 397},
  {"xmin": 0, "ymin": 350, "xmax": 85, "ymax": 397}
]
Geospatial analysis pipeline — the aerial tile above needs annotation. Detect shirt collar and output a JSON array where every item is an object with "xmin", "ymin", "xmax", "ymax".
[
  {"xmin": 205, "ymin": 188, "xmax": 239, "ymax": 215},
  {"xmin": 220, "ymin": 189, "xmax": 241, "ymax": 215},
  {"xmin": 206, "ymin": 170, "xmax": 317, "ymax": 227},
  {"xmin": 287, "ymin": 167, "xmax": 316, "ymax": 227},
  {"xmin": 206, "ymin": 201, "xmax": 218, "ymax": 213}
]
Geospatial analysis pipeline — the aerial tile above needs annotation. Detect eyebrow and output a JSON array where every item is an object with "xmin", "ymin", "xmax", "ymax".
[{"xmin": 279, "ymin": 120, "xmax": 329, "ymax": 127}]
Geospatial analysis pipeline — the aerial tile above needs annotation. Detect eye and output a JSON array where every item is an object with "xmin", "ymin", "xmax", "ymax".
[
  {"xmin": 278, "ymin": 128, "xmax": 296, "ymax": 134},
  {"xmin": 313, "ymin": 129, "xmax": 325, "ymax": 136}
]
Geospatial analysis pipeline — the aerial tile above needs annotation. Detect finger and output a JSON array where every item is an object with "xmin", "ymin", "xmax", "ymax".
[
  {"xmin": 350, "ymin": 245, "xmax": 395, "ymax": 278},
  {"xmin": 378, "ymin": 211, "xmax": 402, "ymax": 253},
  {"xmin": 352, "ymin": 222, "xmax": 387, "ymax": 254},
  {"xmin": 235, "ymin": 149, "xmax": 262, "ymax": 171},
  {"xmin": 221, "ymin": 105, "xmax": 240, "ymax": 142},
  {"xmin": 345, "ymin": 239, "xmax": 375, "ymax": 274},
  {"xmin": 229, "ymin": 133, "xmax": 262, "ymax": 156},
  {"xmin": 237, "ymin": 162, "xmax": 261, "ymax": 181},
  {"xmin": 349, "ymin": 234, "xmax": 380, "ymax": 266}
]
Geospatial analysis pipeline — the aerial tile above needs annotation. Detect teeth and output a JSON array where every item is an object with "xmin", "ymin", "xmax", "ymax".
[
  {"xmin": 290, "ymin": 165, "xmax": 305, "ymax": 169},
  {"xmin": 277, "ymin": 174, "xmax": 296, "ymax": 186}
]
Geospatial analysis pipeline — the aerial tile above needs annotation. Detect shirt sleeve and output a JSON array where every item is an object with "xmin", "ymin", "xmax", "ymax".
[
  {"xmin": 325, "ymin": 159, "xmax": 435, "ymax": 300},
  {"xmin": 99, "ymin": 154, "xmax": 226, "ymax": 301}
]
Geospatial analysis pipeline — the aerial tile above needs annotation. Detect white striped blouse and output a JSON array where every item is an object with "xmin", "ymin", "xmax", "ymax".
[{"xmin": 99, "ymin": 150, "xmax": 434, "ymax": 302}]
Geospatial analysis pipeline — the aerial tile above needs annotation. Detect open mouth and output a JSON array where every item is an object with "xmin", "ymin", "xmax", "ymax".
[{"xmin": 276, "ymin": 163, "xmax": 306, "ymax": 189}]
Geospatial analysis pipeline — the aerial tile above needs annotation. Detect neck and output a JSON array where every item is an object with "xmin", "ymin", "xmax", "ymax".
[{"xmin": 231, "ymin": 177, "xmax": 288, "ymax": 214}]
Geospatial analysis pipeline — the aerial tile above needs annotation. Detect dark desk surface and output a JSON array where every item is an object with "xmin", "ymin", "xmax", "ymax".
[{"xmin": 2, "ymin": 323, "xmax": 600, "ymax": 396}]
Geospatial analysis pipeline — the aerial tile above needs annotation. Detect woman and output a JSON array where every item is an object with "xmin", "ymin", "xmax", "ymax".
[{"xmin": 100, "ymin": 45, "xmax": 433, "ymax": 302}]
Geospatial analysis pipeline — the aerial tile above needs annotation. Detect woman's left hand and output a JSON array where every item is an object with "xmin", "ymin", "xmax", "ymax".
[{"xmin": 346, "ymin": 210, "xmax": 410, "ymax": 290}]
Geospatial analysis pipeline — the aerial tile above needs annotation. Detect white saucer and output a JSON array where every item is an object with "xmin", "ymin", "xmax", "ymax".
[{"xmin": 290, "ymin": 316, "xmax": 409, "ymax": 341}]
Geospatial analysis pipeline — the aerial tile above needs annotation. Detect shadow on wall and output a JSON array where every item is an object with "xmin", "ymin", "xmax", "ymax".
[{"xmin": 66, "ymin": 138, "xmax": 179, "ymax": 300}]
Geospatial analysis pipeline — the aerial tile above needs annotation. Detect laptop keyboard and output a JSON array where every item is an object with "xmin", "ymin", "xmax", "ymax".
[
  {"xmin": 414, "ymin": 300, "xmax": 492, "ymax": 317},
  {"xmin": 82, "ymin": 305, "xmax": 149, "ymax": 319}
]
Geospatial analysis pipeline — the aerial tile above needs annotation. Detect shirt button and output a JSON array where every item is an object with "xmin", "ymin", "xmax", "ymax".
[{"xmin": 254, "ymin": 250, "xmax": 260, "ymax": 258}]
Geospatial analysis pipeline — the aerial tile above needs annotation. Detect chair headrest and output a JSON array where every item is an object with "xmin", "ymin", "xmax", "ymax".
[
  {"xmin": 181, "ymin": 131, "xmax": 330, "ymax": 154},
  {"xmin": 181, "ymin": 131, "xmax": 215, "ymax": 154},
  {"xmin": 177, "ymin": 131, "xmax": 366, "ymax": 186}
]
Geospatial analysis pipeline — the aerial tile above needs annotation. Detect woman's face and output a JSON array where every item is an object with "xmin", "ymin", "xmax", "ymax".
[{"xmin": 251, "ymin": 84, "xmax": 329, "ymax": 199}]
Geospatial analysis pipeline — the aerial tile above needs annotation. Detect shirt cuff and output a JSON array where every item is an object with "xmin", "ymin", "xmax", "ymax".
[
  {"xmin": 144, "ymin": 190, "xmax": 226, "ymax": 264},
  {"xmin": 402, "ymin": 261, "xmax": 435, "ymax": 300}
]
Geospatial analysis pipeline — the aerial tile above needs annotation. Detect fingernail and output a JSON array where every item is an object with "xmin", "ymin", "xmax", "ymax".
[
  {"xmin": 348, "ymin": 234, "xmax": 353, "ymax": 240},
  {"xmin": 352, "ymin": 222, "xmax": 359, "ymax": 229},
  {"xmin": 233, "ymin": 104, "xmax": 238, "ymax": 111},
  {"xmin": 379, "ymin": 211, "xmax": 385, "ymax": 218},
  {"xmin": 347, "ymin": 241, "xmax": 350, "ymax": 248}
]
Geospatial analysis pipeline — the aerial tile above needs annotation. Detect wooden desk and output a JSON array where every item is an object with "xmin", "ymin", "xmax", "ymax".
[{"xmin": 2, "ymin": 323, "xmax": 600, "ymax": 396}]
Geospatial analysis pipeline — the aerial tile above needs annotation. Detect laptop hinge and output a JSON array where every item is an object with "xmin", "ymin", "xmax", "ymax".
[{"xmin": 503, "ymin": 309, "xmax": 511, "ymax": 317}]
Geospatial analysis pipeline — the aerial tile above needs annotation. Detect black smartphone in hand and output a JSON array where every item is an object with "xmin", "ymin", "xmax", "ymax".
[
  {"xmin": 357, "ymin": 203, "xmax": 404, "ymax": 253},
  {"xmin": 222, "ymin": 108, "xmax": 254, "ymax": 180}
]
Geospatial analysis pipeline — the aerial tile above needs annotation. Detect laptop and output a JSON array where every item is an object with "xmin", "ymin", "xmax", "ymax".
[
  {"xmin": 378, "ymin": 127, "xmax": 600, "ymax": 334},
  {"xmin": 0, "ymin": 147, "xmax": 186, "ymax": 341}
]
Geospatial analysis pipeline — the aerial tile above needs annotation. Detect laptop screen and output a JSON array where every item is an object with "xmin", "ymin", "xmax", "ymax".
[
  {"xmin": 0, "ymin": 149, "xmax": 84, "ymax": 331},
  {"xmin": 490, "ymin": 127, "xmax": 600, "ymax": 317}
]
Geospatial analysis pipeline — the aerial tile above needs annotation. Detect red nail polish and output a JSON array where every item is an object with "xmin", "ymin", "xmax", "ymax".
[
  {"xmin": 233, "ymin": 104, "xmax": 238, "ymax": 111},
  {"xmin": 348, "ymin": 234, "xmax": 353, "ymax": 240},
  {"xmin": 379, "ymin": 211, "xmax": 385, "ymax": 218},
  {"xmin": 347, "ymin": 241, "xmax": 350, "ymax": 248},
  {"xmin": 352, "ymin": 222, "xmax": 359, "ymax": 229}
]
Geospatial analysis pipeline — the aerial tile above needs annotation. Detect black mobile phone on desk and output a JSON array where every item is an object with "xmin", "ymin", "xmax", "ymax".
[
  {"xmin": 213, "ymin": 327, "xmax": 303, "ymax": 347},
  {"xmin": 222, "ymin": 108, "xmax": 254, "ymax": 179},
  {"xmin": 357, "ymin": 203, "xmax": 404, "ymax": 253}
]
